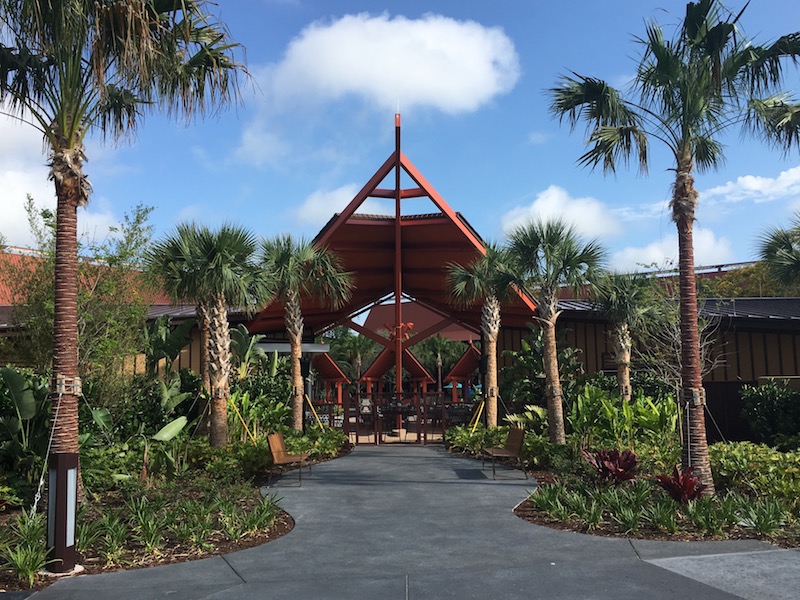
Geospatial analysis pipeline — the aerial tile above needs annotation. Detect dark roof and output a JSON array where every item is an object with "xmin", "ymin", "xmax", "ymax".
[{"xmin": 558, "ymin": 297, "xmax": 800, "ymax": 324}]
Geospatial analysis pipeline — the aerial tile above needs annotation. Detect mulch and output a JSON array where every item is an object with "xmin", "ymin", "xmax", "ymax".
[{"xmin": 514, "ymin": 470, "xmax": 800, "ymax": 548}]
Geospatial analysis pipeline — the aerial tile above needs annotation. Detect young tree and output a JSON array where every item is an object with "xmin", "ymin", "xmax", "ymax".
[
  {"xmin": 507, "ymin": 219, "xmax": 605, "ymax": 444},
  {"xmin": 447, "ymin": 245, "xmax": 515, "ymax": 427},
  {"xmin": 591, "ymin": 272, "xmax": 654, "ymax": 403},
  {"xmin": 548, "ymin": 0, "xmax": 800, "ymax": 491},
  {"xmin": 0, "ymin": 0, "xmax": 243, "ymax": 568},
  {"xmin": 260, "ymin": 236, "xmax": 353, "ymax": 430},
  {"xmin": 147, "ymin": 224, "xmax": 270, "ymax": 448}
]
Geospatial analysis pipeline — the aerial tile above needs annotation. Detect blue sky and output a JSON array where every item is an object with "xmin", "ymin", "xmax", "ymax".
[{"xmin": 2, "ymin": 0, "xmax": 800, "ymax": 271}]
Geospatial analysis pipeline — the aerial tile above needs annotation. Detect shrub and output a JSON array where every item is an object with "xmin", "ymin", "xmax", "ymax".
[
  {"xmin": 582, "ymin": 448, "xmax": 638, "ymax": 485},
  {"xmin": 740, "ymin": 381, "xmax": 800, "ymax": 448},
  {"xmin": 654, "ymin": 466, "xmax": 706, "ymax": 503}
]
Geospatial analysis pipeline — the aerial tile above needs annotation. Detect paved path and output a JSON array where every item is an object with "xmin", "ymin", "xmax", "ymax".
[{"xmin": 33, "ymin": 445, "xmax": 800, "ymax": 599}]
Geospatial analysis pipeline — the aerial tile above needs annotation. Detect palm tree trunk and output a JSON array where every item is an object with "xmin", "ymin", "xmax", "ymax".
[
  {"xmin": 541, "ymin": 317, "xmax": 566, "ymax": 444},
  {"xmin": 207, "ymin": 294, "xmax": 230, "ymax": 448},
  {"xmin": 673, "ymin": 163, "xmax": 715, "ymax": 493},
  {"xmin": 49, "ymin": 140, "xmax": 89, "ymax": 572},
  {"xmin": 195, "ymin": 301, "xmax": 212, "ymax": 435},
  {"xmin": 286, "ymin": 290, "xmax": 305, "ymax": 430},
  {"xmin": 482, "ymin": 295, "xmax": 501, "ymax": 428},
  {"xmin": 611, "ymin": 323, "xmax": 633, "ymax": 403},
  {"xmin": 51, "ymin": 174, "xmax": 81, "ymax": 455}
]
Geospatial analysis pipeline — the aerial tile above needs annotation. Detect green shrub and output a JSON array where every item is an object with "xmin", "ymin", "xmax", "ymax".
[
  {"xmin": 444, "ymin": 425, "xmax": 508, "ymax": 455},
  {"xmin": 709, "ymin": 442, "xmax": 800, "ymax": 515},
  {"xmin": 740, "ymin": 381, "xmax": 800, "ymax": 448}
]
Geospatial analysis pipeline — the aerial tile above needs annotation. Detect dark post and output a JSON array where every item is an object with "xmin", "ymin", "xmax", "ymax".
[{"xmin": 47, "ymin": 452, "xmax": 78, "ymax": 572}]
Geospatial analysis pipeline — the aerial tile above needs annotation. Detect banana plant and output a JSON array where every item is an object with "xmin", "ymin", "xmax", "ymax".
[
  {"xmin": 0, "ymin": 368, "xmax": 50, "ymax": 484},
  {"xmin": 230, "ymin": 324, "xmax": 267, "ymax": 380},
  {"xmin": 142, "ymin": 316, "xmax": 196, "ymax": 377}
]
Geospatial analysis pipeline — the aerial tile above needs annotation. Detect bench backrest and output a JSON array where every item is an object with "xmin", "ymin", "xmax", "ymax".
[
  {"xmin": 268, "ymin": 432, "xmax": 288, "ymax": 460},
  {"xmin": 505, "ymin": 427, "xmax": 525, "ymax": 457}
]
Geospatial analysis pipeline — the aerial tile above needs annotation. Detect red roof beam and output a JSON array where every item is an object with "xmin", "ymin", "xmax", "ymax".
[{"xmin": 370, "ymin": 187, "xmax": 428, "ymax": 199}]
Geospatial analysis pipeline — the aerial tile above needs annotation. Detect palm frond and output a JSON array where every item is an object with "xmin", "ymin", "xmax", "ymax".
[{"xmin": 746, "ymin": 95, "xmax": 800, "ymax": 153}]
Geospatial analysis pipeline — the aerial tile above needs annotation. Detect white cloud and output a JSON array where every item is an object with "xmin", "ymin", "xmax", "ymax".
[
  {"xmin": 0, "ymin": 118, "xmax": 55, "ymax": 248},
  {"xmin": 501, "ymin": 185, "xmax": 621, "ymax": 239},
  {"xmin": 611, "ymin": 227, "xmax": 734, "ymax": 272},
  {"xmin": 292, "ymin": 183, "xmax": 394, "ymax": 227},
  {"xmin": 267, "ymin": 13, "xmax": 519, "ymax": 115},
  {"xmin": 527, "ymin": 131, "xmax": 549, "ymax": 145},
  {"xmin": 703, "ymin": 165, "xmax": 800, "ymax": 204},
  {"xmin": 232, "ymin": 119, "xmax": 290, "ymax": 168}
]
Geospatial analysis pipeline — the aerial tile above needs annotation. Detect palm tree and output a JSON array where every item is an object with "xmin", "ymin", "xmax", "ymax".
[
  {"xmin": 0, "ymin": 1, "xmax": 242, "ymax": 568},
  {"xmin": 507, "ymin": 219, "xmax": 605, "ymax": 444},
  {"xmin": 447, "ymin": 245, "xmax": 515, "ymax": 427},
  {"xmin": 591, "ymin": 272, "xmax": 654, "ymax": 403},
  {"xmin": 332, "ymin": 329, "xmax": 378, "ymax": 395},
  {"xmin": 260, "ymin": 236, "xmax": 353, "ymax": 430},
  {"xmin": 759, "ymin": 214, "xmax": 800, "ymax": 284},
  {"xmin": 548, "ymin": 0, "xmax": 800, "ymax": 490},
  {"xmin": 147, "ymin": 224, "xmax": 270, "ymax": 448}
]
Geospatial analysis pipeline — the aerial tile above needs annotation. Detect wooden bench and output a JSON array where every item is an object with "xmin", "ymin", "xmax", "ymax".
[
  {"xmin": 482, "ymin": 427, "xmax": 527, "ymax": 480},
  {"xmin": 267, "ymin": 432, "xmax": 311, "ymax": 486}
]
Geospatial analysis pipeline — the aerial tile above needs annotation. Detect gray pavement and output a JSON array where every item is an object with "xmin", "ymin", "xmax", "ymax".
[{"xmin": 31, "ymin": 445, "xmax": 800, "ymax": 599}]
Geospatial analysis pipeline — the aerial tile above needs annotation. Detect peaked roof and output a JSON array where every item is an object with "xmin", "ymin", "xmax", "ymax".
[
  {"xmin": 361, "ymin": 346, "xmax": 434, "ymax": 383},
  {"xmin": 248, "ymin": 116, "xmax": 536, "ymax": 336},
  {"xmin": 445, "ymin": 343, "xmax": 482, "ymax": 382}
]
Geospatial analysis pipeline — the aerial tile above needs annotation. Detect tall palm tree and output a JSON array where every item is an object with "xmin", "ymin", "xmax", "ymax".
[
  {"xmin": 447, "ymin": 245, "xmax": 515, "ymax": 427},
  {"xmin": 260, "ymin": 236, "xmax": 353, "ymax": 430},
  {"xmin": 507, "ymin": 219, "xmax": 605, "ymax": 444},
  {"xmin": 0, "ymin": 1, "xmax": 242, "ymax": 568},
  {"xmin": 591, "ymin": 272, "xmax": 654, "ymax": 403},
  {"xmin": 548, "ymin": 0, "xmax": 800, "ymax": 490},
  {"xmin": 759, "ymin": 214, "xmax": 800, "ymax": 284},
  {"xmin": 147, "ymin": 224, "xmax": 270, "ymax": 448}
]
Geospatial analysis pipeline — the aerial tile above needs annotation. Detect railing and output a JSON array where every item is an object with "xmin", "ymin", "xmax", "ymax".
[{"xmin": 309, "ymin": 392, "xmax": 478, "ymax": 445}]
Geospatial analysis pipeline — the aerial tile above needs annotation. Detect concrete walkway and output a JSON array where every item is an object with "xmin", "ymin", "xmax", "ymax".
[{"xmin": 32, "ymin": 445, "xmax": 800, "ymax": 599}]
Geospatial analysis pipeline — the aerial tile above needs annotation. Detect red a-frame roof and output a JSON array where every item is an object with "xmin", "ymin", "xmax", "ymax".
[{"xmin": 248, "ymin": 115, "xmax": 536, "ymax": 338}]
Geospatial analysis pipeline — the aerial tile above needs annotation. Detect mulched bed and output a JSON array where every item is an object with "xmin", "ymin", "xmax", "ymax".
[
  {"xmin": 514, "ymin": 470, "xmax": 800, "ymax": 548},
  {"xmin": 0, "ymin": 509, "xmax": 294, "ymax": 594}
]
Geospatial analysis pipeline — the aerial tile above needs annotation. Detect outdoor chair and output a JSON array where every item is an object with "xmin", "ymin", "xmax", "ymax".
[
  {"xmin": 482, "ymin": 427, "xmax": 527, "ymax": 480},
  {"xmin": 267, "ymin": 432, "xmax": 311, "ymax": 486}
]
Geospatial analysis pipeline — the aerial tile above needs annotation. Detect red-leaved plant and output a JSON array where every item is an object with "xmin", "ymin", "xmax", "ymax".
[
  {"xmin": 581, "ymin": 448, "xmax": 637, "ymax": 485},
  {"xmin": 654, "ymin": 466, "xmax": 707, "ymax": 503}
]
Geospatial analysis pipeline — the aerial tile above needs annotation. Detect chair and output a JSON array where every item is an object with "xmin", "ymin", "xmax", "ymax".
[
  {"xmin": 267, "ymin": 432, "xmax": 311, "ymax": 486},
  {"xmin": 482, "ymin": 427, "xmax": 527, "ymax": 480}
]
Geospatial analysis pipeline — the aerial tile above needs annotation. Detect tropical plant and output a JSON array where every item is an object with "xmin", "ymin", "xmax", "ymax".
[
  {"xmin": 655, "ymin": 466, "xmax": 706, "ymax": 503},
  {"xmin": 740, "ymin": 380, "xmax": 800, "ymax": 448},
  {"xmin": 549, "ymin": 0, "xmax": 800, "ymax": 491},
  {"xmin": 447, "ymin": 244, "xmax": 517, "ymax": 427},
  {"xmin": 147, "ymin": 224, "xmax": 271, "ymax": 447},
  {"xmin": 328, "ymin": 327, "xmax": 379, "ymax": 391},
  {"xmin": 260, "ymin": 235, "xmax": 353, "ymax": 430},
  {"xmin": 591, "ymin": 272, "xmax": 654, "ymax": 402},
  {"xmin": 759, "ymin": 213, "xmax": 800, "ymax": 284},
  {"xmin": 507, "ymin": 218, "xmax": 606, "ymax": 443},
  {"xmin": 230, "ymin": 324, "xmax": 268, "ymax": 381},
  {"xmin": 0, "ymin": 6, "xmax": 244, "ymax": 547},
  {"xmin": 500, "ymin": 324, "xmax": 585, "ymax": 413},
  {"xmin": 142, "ymin": 316, "xmax": 196, "ymax": 378},
  {"xmin": 581, "ymin": 448, "xmax": 638, "ymax": 486},
  {"xmin": 0, "ymin": 367, "xmax": 50, "ymax": 497}
]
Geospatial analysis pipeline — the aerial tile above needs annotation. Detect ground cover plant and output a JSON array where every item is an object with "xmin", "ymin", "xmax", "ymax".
[
  {"xmin": 0, "ymin": 360, "xmax": 349, "ymax": 593},
  {"xmin": 447, "ymin": 384, "xmax": 800, "ymax": 547}
]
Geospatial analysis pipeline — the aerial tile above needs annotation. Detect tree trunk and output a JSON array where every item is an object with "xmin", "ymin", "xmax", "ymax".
[
  {"xmin": 51, "ymin": 169, "xmax": 81, "ymax": 455},
  {"xmin": 286, "ymin": 290, "xmax": 305, "ymax": 431},
  {"xmin": 611, "ymin": 323, "xmax": 633, "ymax": 403},
  {"xmin": 482, "ymin": 295, "xmax": 501, "ymax": 428},
  {"xmin": 673, "ymin": 162, "xmax": 715, "ymax": 493},
  {"xmin": 541, "ymin": 317, "xmax": 566, "ymax": 444},
  {"xmin": 49, "ymin": 137, "xmax": 89, "ymax": 572},
  {"xmin": 207, "ymin": 293, "xmax": 230, "ymax": 448},
  {"xmin": 195, "ymin": 301, "xmax": 212, "ymax": 435}
]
